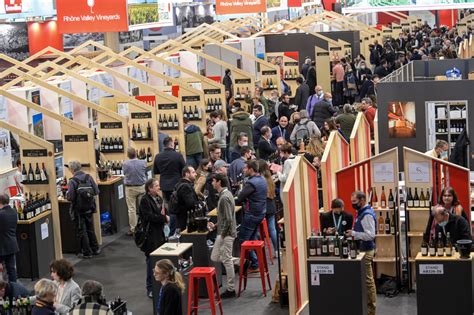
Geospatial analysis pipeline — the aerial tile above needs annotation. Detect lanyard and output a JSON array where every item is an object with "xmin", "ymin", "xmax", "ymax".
[
  {"xmin": 332, "ymin": 212, "xmax": 343, "ymax": 233},
  {"xmin": 156, "ymin": 286, "xmax": 164, "ymax": 314}
]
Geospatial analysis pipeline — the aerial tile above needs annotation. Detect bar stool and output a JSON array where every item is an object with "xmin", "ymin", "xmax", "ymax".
[
  {"xmin": 187, "ymin": 267, "xmax": 223, "ymax": 315},
  {"xmin": 238, "ymin": 240, "xmax": 272, "ymax": 297},
  {"xmin": 259, "ymin": 218, "xmax": 274, "ymax": 264}
]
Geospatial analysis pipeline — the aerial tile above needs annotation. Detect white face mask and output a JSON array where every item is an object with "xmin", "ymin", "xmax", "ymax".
[
  {"xmin": 441, "ymin": 151, "xmax": 448, "ymax": 159},
  {"xmin": 241, "ymin": 141, "xmax": 248, "ymax": 147},
  {"xmin": 316, "ymin": 91, "xmax": 323, "ymax": 96}
]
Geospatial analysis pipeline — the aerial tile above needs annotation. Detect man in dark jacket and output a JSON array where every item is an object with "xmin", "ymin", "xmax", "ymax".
[
  {"xmin": 0, "ymin": 270, "xmax": 31, "ymax": 303},
  {"xmin": 311, "ymin": 92, "xmax": 337, "ymax": 129},
  {"xmin": 229, "ymin": 133, "xmax": 250, "ymax": 163},
  {"xmin": 433, "ymin": 205, "xmax": 471, "ymax": 245},
  {"xmin": 229, "ymin": 109, "xmax": 253, "ymax": 150},
  {"xmin": 271, "ymin": 115, "xmax": 291, "ymax": 145},
  {"xmin": 359, "ymin": 75, "xmax": 379, "ymax": 100},
  {"xmin": 374, "ymin": 59, "xmax": 391, "ymax": 78},
  {"xmin": 258, "ymin": 126, "xmax": 277, "ymax": 161},
  {"xmin": 66, "ymin": 161, "xmax": 100, "ymax": 259},
  {"xmin": 252, "ymin": 104, "xmax": 269, "ymax": 148},
  {"xmin": 222, "ymin": 69, "xmax": 233, "ymax": 97},
  {"xmin": 174, "ymin": 166, "xmax": 199, "ymax": 231},
  {"xmin": 335, "ymin": 104, "xmax": 357, "ymax": 141},
  {"xmin": 0, "ymin": 194, "xmax": 19, "ymax": 282},
  {"xmin": 153, "ymin": 137, "xmax": 186, "ymax": 202},
  {"xmin": 320, "ymin": 198, "xmax": 353, "ymax": 236},
  {"xmin": 184, "ymin": 118, "xmax": 205, "ymax": 169},
  {"xmin": 294, "ymin": 77, "xmax": 310, "ymax": 111}
]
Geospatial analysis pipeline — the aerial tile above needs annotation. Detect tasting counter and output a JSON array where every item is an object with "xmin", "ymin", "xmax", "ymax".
[
  {"xmin": 16, "ymin": 210, "xmax": 55, "ymax": 279},
  {"xmin": 58, "ymin": 198, "xmax": 78, "ymax": 254},
  {"xmin": 97, "ymin": 176, "xmax": 128, "ymax": 233},
  {"xmin": 416, "ymin": 252, "xmax": 474, "ymax": 315},
  {"xmin": 150, "ymin": 243, "xmax": 193, "ymax": 315},
  {"xmin": 307, "ymin": 253, "xmax": 367, "ymax": 315}
]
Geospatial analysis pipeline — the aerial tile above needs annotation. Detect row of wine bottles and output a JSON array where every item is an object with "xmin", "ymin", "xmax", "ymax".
[
  {"xmin": 435, "ymin": 121, "xmax": 466, "ymax": 134},
  {"xmin": 406, "ymin": 187, "xmax": 431, "ymax": 208},
  {"xmin": 158, "ymin": 114, "xmax": 179, "ymax": 130},
  {"xmin": 0, "ymin": 296, "xmax": 32, "ymax": 314},
  {"xmin": 13, "ymin": 192, "xmax": 52, "ymax": 221},
  {"xmin": 370, "ymin": 186, "xmax": 395, "ymax": 209},
  {"xmin": 377, "ymin": 212, "xmax": 396, "ymax": 235},
  {"xmin": 186, "ymin": 208, "xmax": 206, "ymax": 233},
  {"xmin": 184, "ymin": 105, "xmax": 203, "ymax": 120},
  {"xmin": 308, "ymin": 232, "xmax": 358, "ymax": 259},
  {"xmin": 284, "ymin": 68, "xmax": 299, "ymax": 80},
  {"xmin": 205, "ymin": 98, "xmax": 223, "ymax": 113},
  {"xmin": 421, "ymin": 232, "xmax": 454, "ymax": 257},
  {"xmin": 263, "ymin": 77, "xmax": 276, "ymax": 90},
  {"xmin": 21, "ymin": 163, "xmax": 48, "ymax": 184},
  {"xmin": 100, "ymin": 137, "xmax": 124, "ymax": 153},
  {"xmin": 131, "ymin": 123, "xmax": 152, "ymax": 141},
  {"xmin": 234, "ymin": 87, "xmax": 250, "ymax": 100}
]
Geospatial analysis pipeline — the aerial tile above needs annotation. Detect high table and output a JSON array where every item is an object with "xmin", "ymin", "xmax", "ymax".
[
  {"xmin": 307, "ymin": 253, "xmax": 367, "ymax": 315},
  {"xmin": 416, "ymin": 252, "xmax": 474, "ymax": 315},
  {"xmin": 97, "ymin": 176, "xmax": 128, "ymax": 233}
]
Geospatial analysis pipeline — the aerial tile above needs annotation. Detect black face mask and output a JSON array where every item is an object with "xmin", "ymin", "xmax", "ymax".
[{"xmin": 352, "ymin": 202, "xmax": 361, "ymax": 210}]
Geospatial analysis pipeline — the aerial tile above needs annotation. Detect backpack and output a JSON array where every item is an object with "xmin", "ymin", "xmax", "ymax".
[
  {"xmin": 346, "ymin": 73, "xmax": 357, "ymax": 90},
  {"xmin": 71, "ymin": 174, "xmax": 96, "ymax": 214},
  {"xmin": 168, "ymin": 182, "xmax": 186, "ymax": 215},
  {"xmin": 294, "ymin": 120, "xmax": 310, "ymax": 145}
]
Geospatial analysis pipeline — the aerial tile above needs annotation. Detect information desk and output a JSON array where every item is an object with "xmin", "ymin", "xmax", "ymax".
[
  {"xmin": 181, "ymin": 228, "xmax": 222, "ymax": 297},
  {"xmin": 416, "ymin": 252, "xmax": 474, "ymax": 315},
  {"xmin": 16, "ymin": 210, "xmax": 55, "ymax": 279},
  {"xmin": 98, "ymin": 176, "xmax": 128, "ymax": 233},
  {"xmin": 307, "ymin": 253, "xmax": 367, "ymax": 315},
  {"xmin": 150, "ymin": 243, "xmax": 193, "ymax": 315},
  {"xmin": 58, "ymin": 198, "xmax": 78, "ymax": 254}
]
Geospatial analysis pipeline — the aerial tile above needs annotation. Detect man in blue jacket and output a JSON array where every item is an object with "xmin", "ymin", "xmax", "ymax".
[{"xmin": 345, "ymin": 191, "xmax": 376, "ymax": 315}]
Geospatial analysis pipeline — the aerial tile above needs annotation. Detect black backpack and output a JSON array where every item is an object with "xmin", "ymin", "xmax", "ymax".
[
  {"xmin": 134, "ymin": 213, "xmax": 149, "ymax": 252},
  {"xmin": 71, "ymin": 174, "xmax": 96, "ymax": 214},
  {"xmin": 168, "ymin": 182, "xmax": 186, "ymax": 215}
]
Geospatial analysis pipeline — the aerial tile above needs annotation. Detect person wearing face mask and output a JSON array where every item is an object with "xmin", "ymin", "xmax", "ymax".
[
  {"xmin": 425, "ymin": 140, "xmax": 449, "ymax": 160},
  {"xmin": 310, "ymin": 92, "xmax": 337, "ymax": 130},
  {"xmin": 229, "ymin": 133, "xmax": 251, "ymax": 163},
  {"xmin": 345, "ymin": 191, "xmax": 376, "ymax": 315},
  {"xmin": 230, "ymin": 107, "xmax": 253, "ymax": 151},
  {"xmin": 320, "ymin": 199, "xmax": 353, "ymax": 236},
  {"xmin": 306, "ymin": 85, "xmax": 324, "ymax": 117},
  {"xmin": 429, "ymin": 205, "xmax": 471, "ymax": 246},
  {"xmin": 356, "ymin": 61, "xmax": 372, "ymax": 90}
]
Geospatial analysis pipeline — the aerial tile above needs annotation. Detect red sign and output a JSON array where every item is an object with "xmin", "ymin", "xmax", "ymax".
[
  {"xmin": 216, "ymin": 0, "xmax": 266, "ymax": 15},
  {"xmin": 4, "ymin": 0, "xmax": 22, "ymax": 13},
  {"xmin": 288, "ymin": 0, "xmax": 302, "ymax": 7},
  {"xmin": 56, "ymin": 0, "xmax": 128, "ymax": 34}
]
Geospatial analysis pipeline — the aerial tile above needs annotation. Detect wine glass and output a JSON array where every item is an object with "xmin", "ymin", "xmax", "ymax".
[
  {"xmin": 87, "ymin": 0, "xmax": 95, "ymax": 13},
  {"xmin": 175, "ymin": 228, "xmax": 181, "ymax": 247}
]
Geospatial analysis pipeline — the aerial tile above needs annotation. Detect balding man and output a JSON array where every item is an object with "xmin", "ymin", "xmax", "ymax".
[
  {"xmin": 430, "ymin": 205, "xmax": 471, "ymax": 245},
  {"xmin": 311, "ymin": 92, "xmax": 337, "ymax": 129}
]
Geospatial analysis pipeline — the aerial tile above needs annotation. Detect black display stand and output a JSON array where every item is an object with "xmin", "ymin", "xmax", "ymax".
[
  {"xmin": 307, "ymin": 254, "xmax": 367, "ymax": 315},
  {"xmin": 150, "ymin": 243, "xmax": 193, "ymax": 315},
  {"xmin": 98, "ymin": 177, "xmax": 128, "ymax": 233},
  {"xmin": 16, "ymin": 211, "xmax": 55, "ymax": 279},
  {"xmin": 58, "ymin": 199, "xmax": 79, "ymax": 254},
  {"xmin": 416, "ymin": 252, "xmax": 474, "ymax": 315}
]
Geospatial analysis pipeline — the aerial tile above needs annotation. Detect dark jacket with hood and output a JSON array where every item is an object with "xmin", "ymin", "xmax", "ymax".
[
  {"xmin": 184, "ymin": 124, "xmax": 204, "ymax": 156},
  {"xmin": 449, "ymin": 128, "xmax": 470, "ymax": 167},
  {"xmin": 230, "ymin": 111, "xmax": 253, "ymax": 149}
]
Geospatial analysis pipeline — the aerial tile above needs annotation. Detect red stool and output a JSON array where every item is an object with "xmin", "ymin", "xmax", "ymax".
[
  {"xmin": 259, "ymin": 218, "xmax": 274, "ymax": 265},
  {"xmin": 187, "ymin": 267, "xmax": 223, "ymax": 315},
  {"xmin": 238, "ymin": 240, "xmax": 272, "ymax": 297}
]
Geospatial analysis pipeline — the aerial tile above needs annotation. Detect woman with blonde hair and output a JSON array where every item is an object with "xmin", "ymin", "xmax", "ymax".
[
  {"xmin": 32, "ymin": 279, "xmax": 58, "ymax": 315},
  {"xmin": 305, "ymin": 136, "xmax": 325, "ymax": 166},
  {"xmin": 258, "ymin": 160, "xmax": 278, "ymax": 254},
  {"xmin": 154, "ymin": 259, "xmax": 185, "ymax": 315}
]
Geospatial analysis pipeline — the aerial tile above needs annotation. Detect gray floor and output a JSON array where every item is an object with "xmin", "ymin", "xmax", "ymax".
[{"xmin": 20, "ymin": 230, "xmax": 417, "ymax": 314}]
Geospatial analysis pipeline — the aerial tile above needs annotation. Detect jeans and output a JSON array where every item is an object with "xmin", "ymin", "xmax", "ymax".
[
  {"xmin": 125, "ymin": 185, "xmax": 145, "ymax": 232},
  {"xmin": 211, "ymin": 235, "xmax": 235, "ymax": 291},
  {"xmin": 239, "ymin": 213, "xmax": 264, "ymax": 268},
  {"xmin": 76, "ymin": 213, "xmax": 99, "ymax": 256},
  {"xmin": 266, "ymin": 215, "xmax": 278, "ymax": 255},
  {"xmin": 186, "ymin": 153, "xmax": 203, "ymax": 169},
  {"xmin": 364, "ymin": 250, "xmax": 377, "ymax": 315},
  {"xmin": 146, "ymin": 255, "xmax": 153, "ymax": 294},
  {"xmin": 0, "ymin": 254, "xmax": 16, "ymax": 282}
]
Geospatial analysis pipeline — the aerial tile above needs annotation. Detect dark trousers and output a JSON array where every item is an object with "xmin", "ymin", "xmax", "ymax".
[
  {"xmin": 146, "ymin": 255, "xmax": 153, "ymax": 294},
  {"xmin": 333, "ymin": 81, "xmax": 344, "ymax": 107},
  {"xmin": 76, "ymin": 213, "xmax": 99, "ymax": 256},
  {"xmin": 0, "ymin": 253, "xmax": 17, "ymax": 282},
  {"xmin": 186, "ymin": 153, "xmax": 203, "ymax": 169},
  {"xmin": 239, "ymin": 213, "xmax": 264, "ymax": 268}
]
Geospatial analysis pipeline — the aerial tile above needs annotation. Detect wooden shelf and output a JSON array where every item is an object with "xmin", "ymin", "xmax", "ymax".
[
  {"xmin": 373, "ymin": 208, "xmax": 395, "ymax": 211},
  {"xmin": 407, "ymin": 232, "xmax": 424, "ymax": 237},
  {"xmin": 375, "ymin": 234, "xmax": 396, "ymax": 238},
  {"xmin": 18, "ymin": 210, "xmax": 52, "ymax": 225},
  {"xmin": 406, "ymin": 207, "xmax": 431, "ymax": 211},
  {"xmin": 373, "ymin": 257, "xmax": 397, "ymax": 263}
]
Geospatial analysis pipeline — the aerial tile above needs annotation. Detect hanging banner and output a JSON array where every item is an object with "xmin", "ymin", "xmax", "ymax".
[
  {"xmin": 56, "ymin": 0, "xmax": 128, "ymax": 34},
  {"xmin": 128, "ymin": 0, "xmax": 174, "ymax": 31},
  {"xmin": 216, "ymin": 0, "xmax": 266, "ymax": 15}
]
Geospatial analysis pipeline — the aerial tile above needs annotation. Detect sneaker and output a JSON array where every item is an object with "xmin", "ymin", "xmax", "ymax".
[
  {"xmin": 147, "ymin": 291, "xmax": 153, "ymax": 299},
  {"xmin": 92, "ymin": 249, "xmax": 101, "ymax": 255},
  {"xmin": 248, "ymin": 267, "xmax": 260, "ymax": 274},
  {"xmin": 220, "ymin": 290, "xmax": 236, "ymax": 299}
]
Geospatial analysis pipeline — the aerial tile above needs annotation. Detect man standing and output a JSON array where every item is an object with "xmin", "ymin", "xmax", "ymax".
[
  {"xmin": 361, "ymin": 98, "xmax": 377, "ymax": 137},
  {"xmin": 222, "ymin": 69, "xmax": 233, "ymax": 97},
  {"xmin": 209, "ymin": 173, "xmax": 237, "ymax": 298},
  {"xmin": 311, "ymin": 93, "xmax": 337, "ymax": 129},
  {"xmin": 153, "ymin": 137, "xmax": 186, "ymax": 202},
  {"xmin": 294, "ymin": 77, "xmax": 310, "ymax": 111},
  {"xmin": 425, "ymin": 140, "xmax": 449, "ymax": 160},
  {"xmin": 208, "ymin": 110, "xmax": 228, "ymax": 161},
  {"xmin": 306, "ymin": 85, "xmax": 324, "ymax": 118},
  {"xmin": 331, "ymin": 59, "xmax": 345, "ymax": 107},
  {"xmin": 271, "ymin": 115, "xmax": 290, "ymax": 145},
  {"xmin": 335, "ymin": 104, "xmax": 357, "ymax": 141},
  {"xmin": 229, "ymin": 146, "xmax": 252, "ymax": 186},
  {"xmin": 230, "ymin": 108, "xmax": 253, "ymax": 151},
  {"xmin": 346, "ymin": 191, "xmax": 376, "ymax": 315},
  {"xmin": 205, "ymin": 160, "xmax": 229, "ymax": 211},
  {"xmin": 174, "ymin": 166, "xmax": 199, "ymax": 231},
  {"xmin": 320, "ymin": 198, "xmax": 353, "ymax": 236},
  {"xmin": 67, "ymin": 161, "xmax": 100, "ymax": 259},
  {"xmin": 123, "ymin": 148, "xmax": 147, "ymax": 236},
  {"xmin": 258, "ymin": 126, "xmax": 277, "ymax": 161},
  {"xmin": 252, "ymin": 105, "xmax": 269, "ymax": 149},
  {"xmin": 208, "ymin": 144, "xmax": 223, "ymax": 166},
  {"xmin": 236, "ymin": 160, "xmax": 268, "ymax": 272},
  {"xmin": 229, "ymin": 133, "xmax": 250, "ymax": 163},
  {"xmin": 300, "ymin": 58, "xmax": 312, "ymax": 80},
  {"xmin": 0, "ymin": 194, "xmax": 19, "ymax": 282},
  {"xmin": 184, "ymin": 117, "xmax": 205, "ymax": 168}
]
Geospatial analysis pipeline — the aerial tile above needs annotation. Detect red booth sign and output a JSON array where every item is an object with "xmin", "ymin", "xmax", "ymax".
[{"xmin": 4, "ymin": 0, "xmax": 22, "ymax": 13}]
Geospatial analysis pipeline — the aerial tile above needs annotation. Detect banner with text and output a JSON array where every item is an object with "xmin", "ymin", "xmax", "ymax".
[
  {"xmin": 56, "ymin": 0, "xmax": 128, "ymax": 34},
  {"xmin": 216, "ymin": 0, "xmax": 267, "ymax": 15}
]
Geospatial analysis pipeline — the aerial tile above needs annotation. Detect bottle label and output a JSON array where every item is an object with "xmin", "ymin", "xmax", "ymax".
[
  {"xmin": 391, "ymin": 226, "xmax": 395, "ymax": 234},
  {"xmin": 414, "ymin": 200, "xmax": 420, "ymax": 207},
  {"xmin": 329, "ymin": 244, "xmax": 334, "ymax": 253},
  {"xmin": 445, "ymin": 247, "xmax": 452, "ymax": 256},
  {"xmin": 334, "ymin": 247, "xmax": 340, "ymax": 256},
  {"xmin": 429, "ymin": 248, "xmax": 436, "ymax": 255},
  {"xmin": 350, "ymin": 250, "xmax": 357, "ymax": 258},
  {"xmin": 322, "ymin": 245, "xmax": 328, "ymax": 253},
  {"xmin": 381, "ymin": 201, "xmax": 386, "ymax": 208},
  {"xmin": 309, "ymin": 248, "xmax": 316, "ymax": 256},
  {"xmin": 407, "ymin": 200, "xmax": 414, "ymax": 207},
  {"xmin": 437, "ymin": 248, "xmax": 444, "ymax": 256},
  {"xmin": 388, "ymin": 201, "xmax": 394, "ymax": 208},
  {"xmin": 421, "ymin": 247, "xmax": 428, "ymax": 255},
  {"xmin": 317, "ymin": 248, "xmax": 322, "ymax": 256},
  {"xmin": 343, "ymin": 247, "xmax": 348, "ymax": 255},
  {"xmin": 385, "ymin": 224, "xmax": 390, "ymax": 232}
]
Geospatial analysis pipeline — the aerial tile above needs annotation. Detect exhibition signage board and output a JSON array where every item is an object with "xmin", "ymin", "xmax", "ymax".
[
  {"xmin": 342, "ymin": 0, "xmax": 474, "ymax": 13},
  {"xmin": 215, "ymin": 0, "xmax": 267, "ymax": 15},
  {"xmin": 56, "ymin": 0, "xmax": 128, "ymax": 34},
  {"xmin": 128, "ymin": 0, "xmax": 174, "ymax": 31}
]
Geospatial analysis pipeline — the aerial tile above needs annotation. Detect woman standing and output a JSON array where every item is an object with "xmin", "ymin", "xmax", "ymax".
[
  {"xmin": 32, "ymin": 279, "xmax": 57, "ymax": 315},
  {"xmin": 139, "ymin": 178, "xmax": 169, "ymax": 298},
  {"xmin": 194, "ymin": 159, "xmax": 212, "ymax": 200},
  {"xmin": 49, "ymin": 259, "xmax": 81, "ymax": 314},
  {"xmin": 258, "ymin": 160, "xmax": 278, "ymax": 255},
  {"xmin": 154, "ymin": 259, "xmax": 185, "ymax": 315}
]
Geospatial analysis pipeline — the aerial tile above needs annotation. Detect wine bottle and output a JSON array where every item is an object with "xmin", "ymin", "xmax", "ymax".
[
  {"xmin": 421, "ymin": 237, "xmax": 428, "ymax": 256},
  {"xmin": 206, "ymin": 98, "xmax": 211, "ymax": 112},
  {"xmin": 34, "ymin": 163, "xmax": 41, "ymax": 182},
  {"xmin": 315, "ymin": 232, "xmax": 322, "ymax": 256},
  {"xmin": 269, "ymin": 78, "xmax": 274, "ymax": 89},
  {"xmin": 350, "ymin": 236, "xmax": 357, "ymax": 259},
  {"xmin": 426, "ymin": 189, "xmax": 431, "ymax": 207},
  {"xmin": 40, "ymin": 162, "xmax": 48, "ymax": 183},
  {"xmin": 21, "ymin": 164, "xmax": 27, "ymax": 182},
  {"xmin": 194, "ymin": 105, "xmax": 200, "ymax": 119},
  {"xmin": 322, "ymin": 233, "xmax": 328, "ymax": 256},
  {"xmin": 372, "ymin": 187, "xmax": 379, "ymax": 208},
  {"xmin": 236, "ymin": 87, "xmax": 241, "ymax": 99},
  {"xmin": 45, "ymin": 193, "xmax": 52, "ymax": 210},
  {"xmin": 113, "ymin": 137, "xmax": 119, "ymax": 150},
  {"xmin": 136, "ymin": 124, "xmax": 142, "ymax": 139},
  {"xmin": 436, "ymin": 231, "xmax": 444, "ymax": 256},
  {"xmin": 309, "ymin": 233, "xmax": 317, "ymax": 257},
  {"xmin": 132, "ymin": 124, "xmax": 137, "ymax": 139},
  {"xmin": 445, "ymin": 232, "xmax": 453, "ymax": 257},
  {"xmin": 168, "ymin": 115, "xmax": 173, "ymax": 129},
  {"xmin": 209, "ymin": 98, "xmax": 215, "ymax": 111},
  {"xmin": 328, "ymin": 236, "xmax": 335, "ymax": 256},
  {"xmin": 173, "ymin": 114, "xmax": 179, "ymax": 128},
  {"xmin": 388, "ymin": 189, "xmax": 394, "ymax": 209},
  {"xmin": 163, "ymin": 115, "xmax": 169, "ymax": 129},
  {"xmin": 100, "ymin": 137, "xmax": 105, "ymax": 151},
  {"xmin": 284, "ymin": 70, "xmax": 288, "ymax": 80},
  {"xmin": 342, "ymin": 237, "xmax": 349, "ymax": 259},
  {"xmin": 183, "ymin": 106, "xmax": 188, "ymax": 119},
  {"xmin": 378, "ymin": 212, "xmax": 384, "ymax": 234},
  {"xmin": 104, "ymin": 137, "xmax": 109, "ymax": 151},
  {"xmin": 174, "ymin": 139, "xmax": 180, "ymax": 152},
  {"xmin": 147, "ymin": 148, "xmax": 152, "ymax": 163},
  {"xmin": 407, "ymin": 188, "xmax": 413, "ymax": 208},
  {"xmin": 380, "ymin": 186, "xmax": 387, "ymax": 208},
  {"xmin": 334, "ymin": 233, "xmax": 341, "ymax": 257},
  {"xmin": 390, "ymin": 213, "xmax": 395, "ymax": 235},
  {"xmin": 158, "ymin": 114, "xmax": 163, "ymax": 129},
  {"xmin": 413, "ymin": 188, "xmax": 420, "ymax": 208},
  {"xmin": 384, "ymin": 212, "xmax": 391, "ymax": 234},
  {"xmin": 118, "ymin": 137, "xmax": 123, "ymax": 150},
  {"xmin": 147, "ymin": 122, "xmax": 152, "ymax": 139}
]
